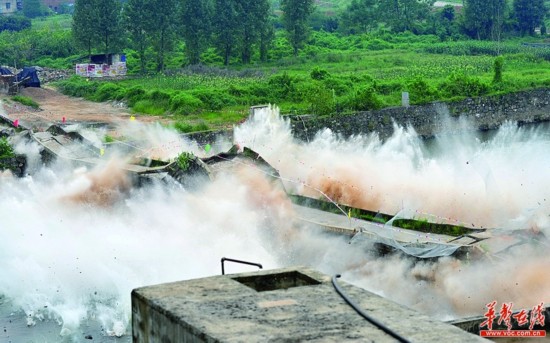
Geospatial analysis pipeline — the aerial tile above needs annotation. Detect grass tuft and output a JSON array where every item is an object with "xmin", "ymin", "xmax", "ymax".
[{"xmin": 11, "ymin": 95, "xmax": 40, "ymax": 109}]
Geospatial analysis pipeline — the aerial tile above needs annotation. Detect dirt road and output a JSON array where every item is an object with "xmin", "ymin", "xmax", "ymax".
[{"xmin": 1, "ymin": 86, "xmax": 168, "ymax": 129}]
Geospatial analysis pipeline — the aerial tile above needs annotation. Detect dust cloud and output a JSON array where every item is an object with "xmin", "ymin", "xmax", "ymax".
[
  {"xmin": 0, "ymin": 105, "xmax": 549, "ymax": 340},
  {"xmin": 235, "ymin": 106, "xmax": 550, "ymax": 318}
]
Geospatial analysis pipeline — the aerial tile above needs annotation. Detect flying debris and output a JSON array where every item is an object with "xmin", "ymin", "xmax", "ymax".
[{"xmin": 1, "ymin": 120, "xmax": 546, "ymax": 261}]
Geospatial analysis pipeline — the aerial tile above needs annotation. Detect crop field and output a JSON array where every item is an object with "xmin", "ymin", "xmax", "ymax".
[{"xmin": 57, "ymin": 35, "xmax": 550, "ymax": 132}]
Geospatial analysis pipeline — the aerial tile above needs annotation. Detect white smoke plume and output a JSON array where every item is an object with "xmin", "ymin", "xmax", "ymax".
[{"xmin": 1, "ymin": 105, "xmax": 549, "ymax": 341}]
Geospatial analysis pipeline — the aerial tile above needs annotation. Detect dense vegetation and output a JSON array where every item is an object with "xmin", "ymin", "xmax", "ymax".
[
  {"xmin": 0, "ymin": 137, "xmax": 16, "ymax": 170},
  {"xmin": 65, "ymin": 0, "xmax": 550, "ymax": 70},
  {"xmin": 3, "ymin": 0, "xmax": 546, "ymax": 70},
  {"xmin": 2, "ymin": 0, "xmax": 550, "ymax": 129},
  {"xmin": 55, "ymin": 30, "xmax": 550, "ymax": 130},
  {"xmin": 0, "ymin": 16, "xmax": 31, "ymax": 32}
]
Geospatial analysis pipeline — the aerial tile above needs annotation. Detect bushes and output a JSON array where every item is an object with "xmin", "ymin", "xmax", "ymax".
[
  {"xmin": 229, "ymin": 83, "xmax": 273, "ymax": 104},
  {"xmin": 132, "ymin": 90, "xmax": 172, "ymax": 115},
  {"xmin": 174, "ymin": 121, "xmax": 209, "ymax": 133},
  {"xmin": 57, "ymin": 77, "xmax": 98, "ymax": 98},
  {"xmin": 170, "ymin": 92, "xmax": 203, "ymax": 115},
  {"xmin": 322, "ymin": 76, "xmax": 353, "ymax": 96},
  {"xmin": 375, "ymin": 81, "xmax": 403, "ymax": 95},
  {"xmin": 366, "ymin": 39, "xmax": 393, "ymax": 51},
  {"xmin": 33, "ymin": 29, "xmax": 77, "ymax": 59},
  {"xmin": 0, "ymin": 137, "xmax": 15, "ymax": 159},
  {"xmin": 310, "ymin": 67, "xmax": 329, "ymax": 80},
  {"xmin": 150, "ymin": 90, "xmax": 172, "ymax": 103},
  {"xmin": 94, "ymin": 83, "xmax": 121, "ymax": 102},
  {"xmin": 125, "ymin": 86, "xmax": 147, "ymax": 106},
  {"xmin": 407, "ymin": 78, "xmax": 439, "ymax": 105},
  {"xmin": 227, "ymin": 84, "xmax": 251, "ymax": 98},
  {"xmin": 132, "ymin": 100, "xmax": 165, "ymax": 115},
  {"xmin": 0, "ymin": 16, "xmax": 31, "ymax": 32},
  {"xmin": 441, "ymin": 72, "xmax": 489, "ymax": 98},
  {"xmin": 0, "ymin": 24, "xmax": 76, "ymax": 67},
  {"xmin": 404, "ymin": 74, "xmax": 488, "ymax": 102},
  {"xmin": 347, "ymin": 86, "xmax": 383, "ymax": 111},
  {"xmin": 305, "ymin": 82, "xmax": 335, "ymax": 116},
  {"xmin": 268, "ymin": 72, "xmax": 296, "ymax": 98},
  {"xmin": 176, "ymin": 151, "xmax": 194, "ymax": 171},
  {"xmin": 57, "ymin": 77, "xmax": 243, "ymax": 115},
  {"xmin": 190, "ymin": 88, "xmax": 236, "ymax": 110}
]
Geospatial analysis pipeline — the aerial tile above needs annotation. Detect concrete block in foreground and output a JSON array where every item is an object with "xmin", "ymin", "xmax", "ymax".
[{"xmin": 132, "ymin": 267, "xmax": 487, "ymax": 342}]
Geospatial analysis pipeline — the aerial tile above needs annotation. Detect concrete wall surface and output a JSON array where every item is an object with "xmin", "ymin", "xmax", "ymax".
[
  {"xmin": 132, "ymin": 267, "xmax": 488, "ymax": 343},
  {"xmin": 290, "ymin": 89, "xmax": 550, "ymax": 141}
]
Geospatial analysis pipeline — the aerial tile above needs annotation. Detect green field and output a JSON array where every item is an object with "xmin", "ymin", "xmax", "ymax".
[
  {"xmin": 4, "ymin": 2, "xmax": 547, "ymax": 132},
  {"xmin": 31, "ymin": 14, "xmax": 72, "ymax": 30},
  {"xmin": 56, "ymin": 32, "xmax": 550, "ymax": 131}
]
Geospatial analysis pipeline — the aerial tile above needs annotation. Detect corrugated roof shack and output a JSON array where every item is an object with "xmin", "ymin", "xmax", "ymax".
[
  {"xmin": 132, "ymin": 267, "xmax": 488, "ymax": 343},
  {"xmin": 75, "ymin": 53, "xmax": 127, "ymax": 78}
]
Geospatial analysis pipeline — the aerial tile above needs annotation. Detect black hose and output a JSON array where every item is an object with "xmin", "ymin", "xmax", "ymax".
[{"xmin": 332, "ymin": 274, "xmax": 411, "ymax": 343}]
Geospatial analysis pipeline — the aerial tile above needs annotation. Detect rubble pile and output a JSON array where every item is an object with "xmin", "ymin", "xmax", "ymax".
[
  {"xmin": 37, "ymin": 68, "xmax": 72, "ymax": 83},
  {"xmin": 0, "ymin": 154, "xmax": 26, "ymax": 177},
  {"xmin": 0, "ymin": 66, "xmax": 72, "ymax": 84}
]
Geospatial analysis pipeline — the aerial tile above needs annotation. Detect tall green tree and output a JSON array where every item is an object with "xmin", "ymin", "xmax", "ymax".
[
  {"xmin": 340, "ymin": 0, "xmax": 378, "ymax": 34},
  {"xmin": 147, "ymin": 0, "xmax": 179, "ymax": 71},
  {"xmin": 259, "ymin": 15, "xmax": 275, "ymax": 62},
  {"xmin": 236, "ymin": 0, "xmax": 271, "ymax": 63},
  {"xmin": 212, "ymin": 0, "xmax": 239, "ymax": 65},
  {"xmin": 513, "ymin": 0, "xmax": 546, "ymax": 36},
  {"xmin": 123, "ymin": 0, "xmax": 151, "ymax": 73},
  {"xmin": 377, "ymin": 0, "xmax": 434, "ymax": 33},
  {"xmin": 281, "ymin": 0, "xmax": 315, "ymax": 57},
  {"xmin": 0, "ymin": 30, "xmax": 32, "ymax": 67},
  {"xmin": 428, "ymin": 4, "xmax": 459, "ymax": 40},
  {"xmin": 340, "ymin": 0, "xmax": 433, "ymax": 34},
  {"xmin": 463, "ymin": 0, "xmax": 506, "ymax": 40},
  {"xmin": 72, "ymin": 0, "xmax": 99, "ymax": 58},
  {"xmin": 96, "ymin": 0, "xmax": 122, "ymax": 56},
  {"xmin": 180, "ymin": 0, "xmax": 212, "ymax": 65}
]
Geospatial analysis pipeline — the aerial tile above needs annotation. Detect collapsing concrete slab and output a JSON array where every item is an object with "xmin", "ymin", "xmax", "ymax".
[
  {"xmin": 2, "ymin": 120, "xmax": 545, "ymax": 260},
  {"xmin": 131, "ymin": 267, "xmax": 487, "ymax": 342}
]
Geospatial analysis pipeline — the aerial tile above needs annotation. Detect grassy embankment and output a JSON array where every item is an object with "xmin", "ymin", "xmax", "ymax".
[{"xmin": 55, "ymin": 33, "xmax": 550, "ymax": 132}]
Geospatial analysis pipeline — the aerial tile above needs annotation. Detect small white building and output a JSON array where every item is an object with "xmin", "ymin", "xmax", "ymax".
[
  {"xmin": 0, "ymin": 0, "xmax": 18, "ymax": 15},
  {"xmin": 75, "ymin": 53, "xmax": 127, "ymax": 78}
]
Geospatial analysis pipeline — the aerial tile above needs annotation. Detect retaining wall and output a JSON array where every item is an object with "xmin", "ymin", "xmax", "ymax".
[{"xmin": 290, "ymin": 89, "xmax": 550, "ymax": 140}]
